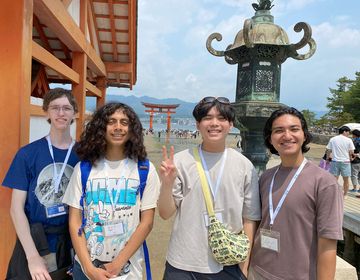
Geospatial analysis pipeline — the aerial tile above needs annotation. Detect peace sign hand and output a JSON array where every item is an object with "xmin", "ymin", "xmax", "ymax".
[{"xmin": 159, "ymin": 145, "xmax": 178, "ymax": 187}]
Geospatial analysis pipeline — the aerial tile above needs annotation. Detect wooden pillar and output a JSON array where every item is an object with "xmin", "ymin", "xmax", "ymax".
[
  {"xmin": 72, "ymin": 52, "xmax": 87, "ymax": 139},
  {"xmin": 167, "ymin": 111, "xmax": 171, "ymax": 132},
  {"xmin": 96, "ymin": 77, "xmax": 106, "ymax": 109},
  {"xmin": 0, "ymin": 0, "xmax": 33, "ymax": 277},
  {"xmin": 149, "ymin": 111, "xmax": 154, "ymax": 130}
]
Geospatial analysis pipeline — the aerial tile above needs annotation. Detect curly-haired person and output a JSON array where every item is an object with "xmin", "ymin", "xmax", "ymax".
[{"xmin": 63, "ymin": 102, "xmax": 160, "ymax": 280}]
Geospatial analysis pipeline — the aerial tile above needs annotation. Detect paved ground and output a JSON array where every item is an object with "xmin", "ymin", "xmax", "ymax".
[{"xmin": 143, "ymin": 134, "xmax": 326, "ymax": 279}]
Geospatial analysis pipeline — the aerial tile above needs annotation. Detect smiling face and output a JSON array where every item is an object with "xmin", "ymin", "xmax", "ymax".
[
  {"xmin": 270, "ymin": 114, "xmax": 306, "ymax": 160},
  {"xmin": 45, "ymin": 96, "xmax": 75, "ymax": 131},
  {"xmin": 196, "ymin": 106, "xmax": 233, "ymax": 152},
  {"xmin": 105, "ymin": 109, "xmax": 131, "ymax": 152}
]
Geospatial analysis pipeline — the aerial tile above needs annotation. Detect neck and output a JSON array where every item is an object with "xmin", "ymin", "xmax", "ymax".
[
  {"xmin": 201, "ymin": 142, "xmax": 226, "ymax": 153},
  {"xmin": 105, "ymin": 146, "xmax": 126, "ymax": 161},
  {"xmin": 49, "ymin": 128, "xmax": 72, "ymax": 149},
  {"xmin": 280, "ymin": 153, "xmax": 305, "ymax": 168}
]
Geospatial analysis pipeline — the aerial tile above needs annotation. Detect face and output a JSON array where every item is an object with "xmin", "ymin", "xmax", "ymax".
[
  {"xmin": 270, "ymin": 114, "xmax": 305, "ymax": 158},
  {"xmin": 105, "ymin": 109, "xmax": 131, "ymax": 149},
  {"xmin": 196, "ymin": 106, "xmax": 233, "ymax": 147},
  {"xmin": 46, "ymin": 96, "xmax": 75, "ymax": 130}
]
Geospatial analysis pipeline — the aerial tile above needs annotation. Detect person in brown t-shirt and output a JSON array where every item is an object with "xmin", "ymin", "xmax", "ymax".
[{"xmin": 249, "ymin": 107, "xmax": 343, "ymax": 280}]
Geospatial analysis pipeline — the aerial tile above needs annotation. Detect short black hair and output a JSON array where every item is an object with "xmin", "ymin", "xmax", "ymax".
[
  {"xmin": 352, "ymin": 129, "xmax": 360, "ymax": 137},
  {"xmin": 192, "ymin": 99, "xmax": 235, "ymax": 122},
  {"xmin": 263, "ymin": 106, "xmax": 312, "ymax": 155},
  {"xmin": 339, "ymin": 126, "xmax": 350, "ymax": 134}
]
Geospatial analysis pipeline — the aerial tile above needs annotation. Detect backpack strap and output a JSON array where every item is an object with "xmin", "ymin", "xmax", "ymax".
[
  {"xmin": 78, "ymin": 160, "xmax": 92, "ymax": 236},
  {"xmin": 137, "ymin": 159, "xmax": 152, "ymax": 280}
]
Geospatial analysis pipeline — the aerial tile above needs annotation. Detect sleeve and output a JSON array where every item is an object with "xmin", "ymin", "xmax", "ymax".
[
  {"xmin": 242, "ymin": 163, "xmax": 261, "ymax": 221},
  {"xmin": 140, "ymin": 161, "xmax": 160, "ymax": 211},
  {"xmin": 326, "ymin": 139, "xmax": 332, "ymax": 150},
  {"xmin": 2, "ymin": 148, "xmax": 31, "ymax": 191},
  {"xmin": 316, "ymin": 179, "xmax": 344, "ymax": 240},
  {"xmin": 62, "ymin": 163, "xmax": 84, "ymax": 209}
]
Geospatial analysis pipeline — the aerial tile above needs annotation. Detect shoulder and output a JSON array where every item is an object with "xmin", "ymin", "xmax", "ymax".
[
  {"xmin": 15, "ymin": 137, "xmax": 47, "ymax": 158},
  {"xmin": 303, "ymin": 161, "xmax": 338, "ymax": 185}
]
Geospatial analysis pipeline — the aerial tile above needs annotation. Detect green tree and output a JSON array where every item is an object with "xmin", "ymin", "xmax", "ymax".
[
  {"xmin": 344, "ymin": 72, "xmax": 360, "ymax": 122},
  {"xmin": 301, "ymin": 109, "xmax": 316, "ymax": 127}
]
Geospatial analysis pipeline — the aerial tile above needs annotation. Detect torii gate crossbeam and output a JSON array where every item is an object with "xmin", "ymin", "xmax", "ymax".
[{"xmin": 142, "ymin": 102, "xmax": 180, "ymax": 131}]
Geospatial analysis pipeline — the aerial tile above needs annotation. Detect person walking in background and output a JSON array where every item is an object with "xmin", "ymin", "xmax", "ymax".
[
  {"xmin": 158, "ymin": 96, "xmax": 261, "ymax": 279},
  {"xmin": 249, "ymin": 107, "xmax": 343, "ymax": 280},
  {"xmin": 2, "ymin": 88, "xmax": 79, "ymax": 280},
  {"xmin": 350, "ymin": 129, "xmax": 360, "ymax": 193},
  {"xmin": 63, "ymin": 102, "xmax": 160, "ymax": 279},
  {"xmin": 326, "ymin": 126, "xmax": 355, "ymax": 195}
]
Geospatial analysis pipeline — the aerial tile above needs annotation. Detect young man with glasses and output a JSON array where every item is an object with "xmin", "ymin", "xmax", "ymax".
[
  {"xmin": 158, "ymin": 96, "xmax": 261, "ymax": 279},
  {"xmin": 2, "ymin": 88, "xmax": 79, "ymax": 280}
]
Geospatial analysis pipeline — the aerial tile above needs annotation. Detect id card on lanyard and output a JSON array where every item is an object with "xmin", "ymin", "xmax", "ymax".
[
  {"xmin": 260, "ymin": 158, "xmax": 307, "ymax": 252},
  {"xmin": 45, "ymin": 136, "xmax": 75, "ymax": 218}
]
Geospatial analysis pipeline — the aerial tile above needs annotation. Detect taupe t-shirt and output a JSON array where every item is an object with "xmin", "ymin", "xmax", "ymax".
[
  {"xmin": 250, "ymin": 161, "xmax": 343, "ymax": 280},
  {"xmin": 167, "ymin": 148, "xmax": 261, "ymax": 273}
]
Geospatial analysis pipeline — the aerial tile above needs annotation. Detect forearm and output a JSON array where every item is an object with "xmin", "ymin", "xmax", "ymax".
[
  {"xmin": 157, "ymin": 182, "xmax": 176, "ymax": 219},
  {"xmin": 68, "ymin": 207, "xmax": 94, "ymax": 273},
  {"xmin": 10, "ymin": 197, "xmax": 39, "ymax": 259},
  {"xmin": 317, "ymin": 238, "xmax": 337, "ymax": 280},
  {"xmin": 239, "ymin": 218, "xmax": 258, "ymax": 276}
]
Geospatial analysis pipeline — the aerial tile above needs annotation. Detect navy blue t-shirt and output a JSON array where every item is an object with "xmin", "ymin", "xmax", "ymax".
[{"xmin": 2, "ymin": 137, "xmax": 79, "ymax": 252}]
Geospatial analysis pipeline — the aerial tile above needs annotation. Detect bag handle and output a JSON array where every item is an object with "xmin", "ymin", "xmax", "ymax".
[{"xmin": 193, "ymin": 147, "xmax": 215, "ymax": 216}]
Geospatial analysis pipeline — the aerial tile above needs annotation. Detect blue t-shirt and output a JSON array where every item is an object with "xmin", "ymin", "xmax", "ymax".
[{"xmin": 2, "ymin": 137, "xmax": 79, "ymax": 252}]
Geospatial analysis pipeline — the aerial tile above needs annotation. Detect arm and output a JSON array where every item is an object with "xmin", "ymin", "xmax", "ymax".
[
  {"xmin": 317, "ymin": 237, "xmax": 337, "ymax": 280},
  {"xmin": 157, "ymin": 146, "xmax": 177, "ymax": 219},
  {"xmin": 325, "ymin": 149, "xmax": 332, "ymax": 161},
  {"xmin": 239, "ymin": 218, "xmax": 258, "ymax": 277},
  {"xmin": 105, "ymin": 208, "xmax": 155, "ymax": 275},
  {"xmin": 10, "ymin": 189, "xmax": 52, "ymax": 280},
  {"xmin": 68, "ymin": 207, "xmax": 113, "ymax": 280}
]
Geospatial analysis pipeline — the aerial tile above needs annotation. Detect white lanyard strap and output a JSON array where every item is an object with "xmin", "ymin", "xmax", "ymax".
[
  {"xmin": 46, "ymin": 136, "xmax": 75, "ymax": 194},
  {"xmin": 104, "ymin": 159, "xmax": 129, "ymax": 212},
  {"xmin": 198, "ymin": 145, "xmax": 227, "ymax": 198},
  {"xmin": 269, "ymin": 158, "xmax": 307, "ymax": 227}
]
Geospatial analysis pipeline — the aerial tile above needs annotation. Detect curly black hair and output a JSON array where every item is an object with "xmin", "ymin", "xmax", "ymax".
[
  {"xmin": 76, "ymin": 102, "xmax": 146, "ymax": 165},
  {"xmin": 263, "ymin": 106, "xmax": 312, "ymax": 155}
]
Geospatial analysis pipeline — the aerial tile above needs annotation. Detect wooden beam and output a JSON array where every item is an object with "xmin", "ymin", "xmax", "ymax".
[
  {"xmin": 72, "ymin": 52, "xmax": 87, "ymax": 139},
  {"xmin": 33, "ymin": 0, "xmax": 106, "ymax": 76},
  {"xmin": 32, "ymin": 41, "xmax": 80, "ymax": 84},
  {"xmin": 85, "ymin": 81, "xmax": 102, "ymax": 98},
  {"xmin": 105, "ymin": 62, "xmax": 132, "ymax": 73},
  {"xmin": 30, "ymin": 104, "xmax": 46, "ymax": 116}
]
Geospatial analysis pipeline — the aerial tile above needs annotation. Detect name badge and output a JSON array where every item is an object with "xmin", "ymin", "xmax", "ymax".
[
  {"xmin": 203, "ymin": 210, "xmax": 223, "ymax": 227},
  {"xmin": 45, "ymin": 203, "xmax": 67, "ymax": 218},
  {"xmin": 103, "ymin": 221, "xmax": 124, "ymax": 237},
  {"xmin": 260, "ymin": 228, "xmax": 280, "ymax": 252}
]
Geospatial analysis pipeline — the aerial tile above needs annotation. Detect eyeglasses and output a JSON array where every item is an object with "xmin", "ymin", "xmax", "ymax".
[
  {"xmin": 48, "ymin": 105, "xmax": 74, "ymax": 113},
  {"xmin": 199, "ymin": 96, "xmax": 231, "ymax": 105}
]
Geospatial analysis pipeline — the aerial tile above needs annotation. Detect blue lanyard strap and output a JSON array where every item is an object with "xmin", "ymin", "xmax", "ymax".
[
  {"xmin": 46, "ymin": 135, "xmax": 75, "ymax": 193},
  {"xmin": 269, "ymin": 158, "xmax": 307, "ymax": 228}
]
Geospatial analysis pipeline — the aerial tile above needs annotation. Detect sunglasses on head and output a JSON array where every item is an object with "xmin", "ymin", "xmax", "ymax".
[{"xmin": 200, "ymin": 96, "xmax": 230, "ymax": 105}]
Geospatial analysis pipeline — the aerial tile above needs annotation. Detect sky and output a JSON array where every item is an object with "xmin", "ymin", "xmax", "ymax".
[{"xmin": 106, "ymin": 0, "xmax": 360, "ymax": 112}]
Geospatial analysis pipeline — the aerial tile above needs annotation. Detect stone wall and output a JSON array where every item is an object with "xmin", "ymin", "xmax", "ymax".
[{"xmin": 311, "ymin": 133, "xmax": 333, "ymax": 145}]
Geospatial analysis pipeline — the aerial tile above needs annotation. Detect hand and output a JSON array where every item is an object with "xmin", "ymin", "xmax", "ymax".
[
  {"xmin": 159, "ymin": 146, "xmax": 177, "ymax": 187},
  {"xmin": 85, "ymin": 265, "xmax": 114, "ymax": 280},
  {"xmin": 27, "ymin": 254, "xmax": 52, "ymax": 280},
  {"xmin": 103, "ymin": 261, "xmax": 124, "ymax": 278}
]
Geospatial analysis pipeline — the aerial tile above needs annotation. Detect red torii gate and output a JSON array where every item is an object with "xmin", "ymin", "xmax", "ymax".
[{"xmin": 142, "ymin": 102, "xmax": 180, "ymax": 131}]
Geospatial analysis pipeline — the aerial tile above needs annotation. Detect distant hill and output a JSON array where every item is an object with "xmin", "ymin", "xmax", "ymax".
[{"xmin": 87, "ymin": 95, "xmax": 196, "ymax": 117}]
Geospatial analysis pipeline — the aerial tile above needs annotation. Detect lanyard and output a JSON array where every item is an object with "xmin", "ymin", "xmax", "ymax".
[
  {"xmin": 46, "ymin": 136, "xmax": 75, "ymax": 194},
  {"xmin": 104, "ymin": 158, "xmax": 129, "ymax": 213},
  {"xmin": 269, "ymin": 158, "xmax": 307, "ymax": 228},
  {"xmin": 198, "ymin": 145, "xmax": 227, "ymax": 198}
]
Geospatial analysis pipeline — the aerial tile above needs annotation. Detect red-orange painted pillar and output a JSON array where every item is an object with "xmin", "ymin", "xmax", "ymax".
[
  {"xmin": 0, "ymin": 0, "xmax": 33, "ymax": 277},
  {"xmin": 167, "ymin": 111, "xmax": 171, "ymax": 132},
  {"xmin": 149, "ymin": 111, "xmax": 154, "ymax": 130}
]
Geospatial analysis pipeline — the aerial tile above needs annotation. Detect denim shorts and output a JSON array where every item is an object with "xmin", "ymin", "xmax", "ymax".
[{"xmin": 330, "ymin": 161, "xmax": 351, "ymax": 177}]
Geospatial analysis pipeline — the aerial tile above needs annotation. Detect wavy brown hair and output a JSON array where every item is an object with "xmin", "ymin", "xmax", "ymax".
[{"xmin": 76, "ymin": 102, "xmax": 147, "ymax": 165}]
